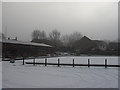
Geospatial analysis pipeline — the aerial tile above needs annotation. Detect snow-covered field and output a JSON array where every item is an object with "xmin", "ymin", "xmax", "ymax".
[
  {"xmin": 0, "ymin": 61, "xmax": 2, "ymax": 89},
  {"xmin": 2, "ymin": 56, "xmax": 119, "ymax": 88}
]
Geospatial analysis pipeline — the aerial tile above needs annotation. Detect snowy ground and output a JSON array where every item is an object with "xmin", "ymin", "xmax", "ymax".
[
  {"xmin": 0, "ymin": 61, "xmax": 2, "ymax": 89},
  {"xmin": 2, "ymin": 56, "xmax": 119, "ymax": 88}
]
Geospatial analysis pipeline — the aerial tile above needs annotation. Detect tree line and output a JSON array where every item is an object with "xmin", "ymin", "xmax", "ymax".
[{"xmin": 31, "ymin": 29, "xmax": 83, "ymax": 49}]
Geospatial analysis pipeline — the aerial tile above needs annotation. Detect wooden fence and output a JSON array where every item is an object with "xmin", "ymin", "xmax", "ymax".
[{"xmin": 24, "ymin": 58, "xmax": 120, "ymax": 68}]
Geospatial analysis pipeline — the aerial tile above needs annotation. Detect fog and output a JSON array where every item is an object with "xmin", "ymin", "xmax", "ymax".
[
  {"xmin": 2, "ymin": 2, "xmax": 118, "ymax": 41},
  {"xmin": 0, "ymin": 2, "xmax": 2, "ymax": 33}
]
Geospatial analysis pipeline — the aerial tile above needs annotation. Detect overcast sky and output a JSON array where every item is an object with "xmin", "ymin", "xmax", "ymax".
[
  {"xmin": 2, "ymin": 2, "xmax": 118, "ymax": 41},
  {"xmin": 0, "ymin": 2, "xmax": 2, "ymax": 33}
]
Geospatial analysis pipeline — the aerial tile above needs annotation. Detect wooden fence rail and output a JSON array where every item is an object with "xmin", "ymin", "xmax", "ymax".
[
  {"xmin": 4, "ymin": 57, "xmax": 119, "ymax": 68},
  {"xmin": 25, "ymin": 62, "xmax": 120, "ymax": 67},
  {"xmin": 25, "ymin": 58, "xmax": 120, "ymax": 68}
]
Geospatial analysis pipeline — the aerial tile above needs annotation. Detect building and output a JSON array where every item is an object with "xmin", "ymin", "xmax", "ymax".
[
  {"xmin": 93, "ymin": 40, "xmax": 108, "ymax": 51},
  {"xmin": 1, "ymin": 39, "xmax": 53, "ymax": 58},
  {"xmin": 108, "ymin": 42, "xmax": 119, "ymax": 51},
  {"xmin": 73, "ymin": 36, "xmax": 97, "ymax": 53},
  {"xmin": 73, "ymin": 36, "xmax": 109, "ymax": 55}
]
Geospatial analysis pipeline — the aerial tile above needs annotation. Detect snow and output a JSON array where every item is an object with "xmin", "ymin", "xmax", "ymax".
[
  {"xmin": 2, "ymin": 56, "xmax": 119, "ymax": 88},
  {"xmin": 0, "ymin": 61, "xmax": 2, "ymax": 89},
  {"xmin": 1, "ymin": 39, "xmax": 52, "ymax": 47}
]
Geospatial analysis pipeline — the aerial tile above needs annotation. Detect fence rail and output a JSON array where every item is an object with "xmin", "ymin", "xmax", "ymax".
[
  {"xmin": 25, "ymin": 62, "xmax": 120, "ymax": 67},
  {"xmin": 2, "ymin": 57, "xmax": 120, "ymax": 68},
  {"xmin": 25, "ymin": 58, "xmax": 120, "ymax": 68}
]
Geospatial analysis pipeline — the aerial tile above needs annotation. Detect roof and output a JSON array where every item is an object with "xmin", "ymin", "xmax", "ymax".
[
  {"xmin": 73, "ymin": 36, "xmax": 97, "ymax": 51},
  {"xmin": 0, "ymin": 39, "xmax": 52, "ymax": 47},
  {"xmin": 92, "ymin": 40, "xmax": 105, "ymax": 43}
]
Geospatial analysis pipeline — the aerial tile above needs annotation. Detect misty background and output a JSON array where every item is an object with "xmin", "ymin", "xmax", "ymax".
[
  {"xmin": 2, "ymin": 2, "xmax": 118, "ymax": 41},
  {"xmin": 0, "ymin": 2, "xmax": 2, "ymax": 33}
]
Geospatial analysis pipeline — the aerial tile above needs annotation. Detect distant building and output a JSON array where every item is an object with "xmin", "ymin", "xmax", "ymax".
[
  {"xmin": 73, "ymin": 36, "xmax": 108, "ymax": 54},
  {"xmin": 73, "ymin": 36, "xmax": 97, "ymax": 53},
  {"xmin": 93, "ymin": 40, "xmax": 108, "ymax": 51},
  {"xmin": 108, "ymin": 42, "xmax": 119, "ymax": 51}
]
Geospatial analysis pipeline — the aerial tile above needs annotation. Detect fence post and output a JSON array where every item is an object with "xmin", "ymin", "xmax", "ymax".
[
  {"xmin": 33, "ymin": 58, "xmax": 35, "ymax": 66},
  {"xmin": 73, "ymin": 59, "xmax": 74, "ymax": 67},
  {"xmin": 58, "ymin": 58, "xmax": 60, "ymax": 67},
  {"xmin": 105, "ymin": 59, "xmax": 107, "ymax": 68},
  {"xmin": 23, "ymin": 57, "xmax": 24, "ymax": 65},
  {"xmin": 88, "ymin": 59, "xmax": 90, "ymax": 68},
  {"xmin": 45, "ymin": 58, "xmax": 47, "ymax": 66}
]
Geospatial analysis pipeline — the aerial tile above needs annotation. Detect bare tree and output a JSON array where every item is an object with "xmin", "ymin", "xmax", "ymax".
[
  {"xmin": 32, "ymin": 30, "xmax": 47, "ymax": 40},
  {"xmin": 49, "ymin": 29, "xmax": 62, "ymax": 47},
  {"xmin": 39, "ymin": 30, "xmax": 47, "ymax": 40},
  {"xmin": 49, "ymin": 29, "xmax": 61, "ymax": 41},
  {"xmin": 61, "ymin": 34, "xmax": 70, "ymax": 47},
  {"xmin": 69, "ymin": 32, "xmax": 82, "ymax": 42},
  {"xmin": 0, "ymin": 33, "xmax": 6, "ymax": 39},
  {"xmin": 32, "ymin": 30, "xmax": 40, "ymax": 40},
  {"xmin": 61, "ymin": 32, "xmax": 82, "ymax": 47}
]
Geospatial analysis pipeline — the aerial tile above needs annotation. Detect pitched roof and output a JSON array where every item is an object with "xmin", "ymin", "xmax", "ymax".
[
  {"xmin": 0, "ymin": 39, "xmax": 52, "ymax": 47},
  {"xmin": 73, "ymin": 36, "xmax": 97, "ymax": 50}
]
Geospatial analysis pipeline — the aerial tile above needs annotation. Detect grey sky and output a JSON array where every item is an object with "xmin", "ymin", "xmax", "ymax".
[
  {"xmin": 2, "ymin": 2, "xmax": 118, "ymax": 41},
  {"xmin": 0, "ymin": 2, "xmax": 2, "ymax": 33}
]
